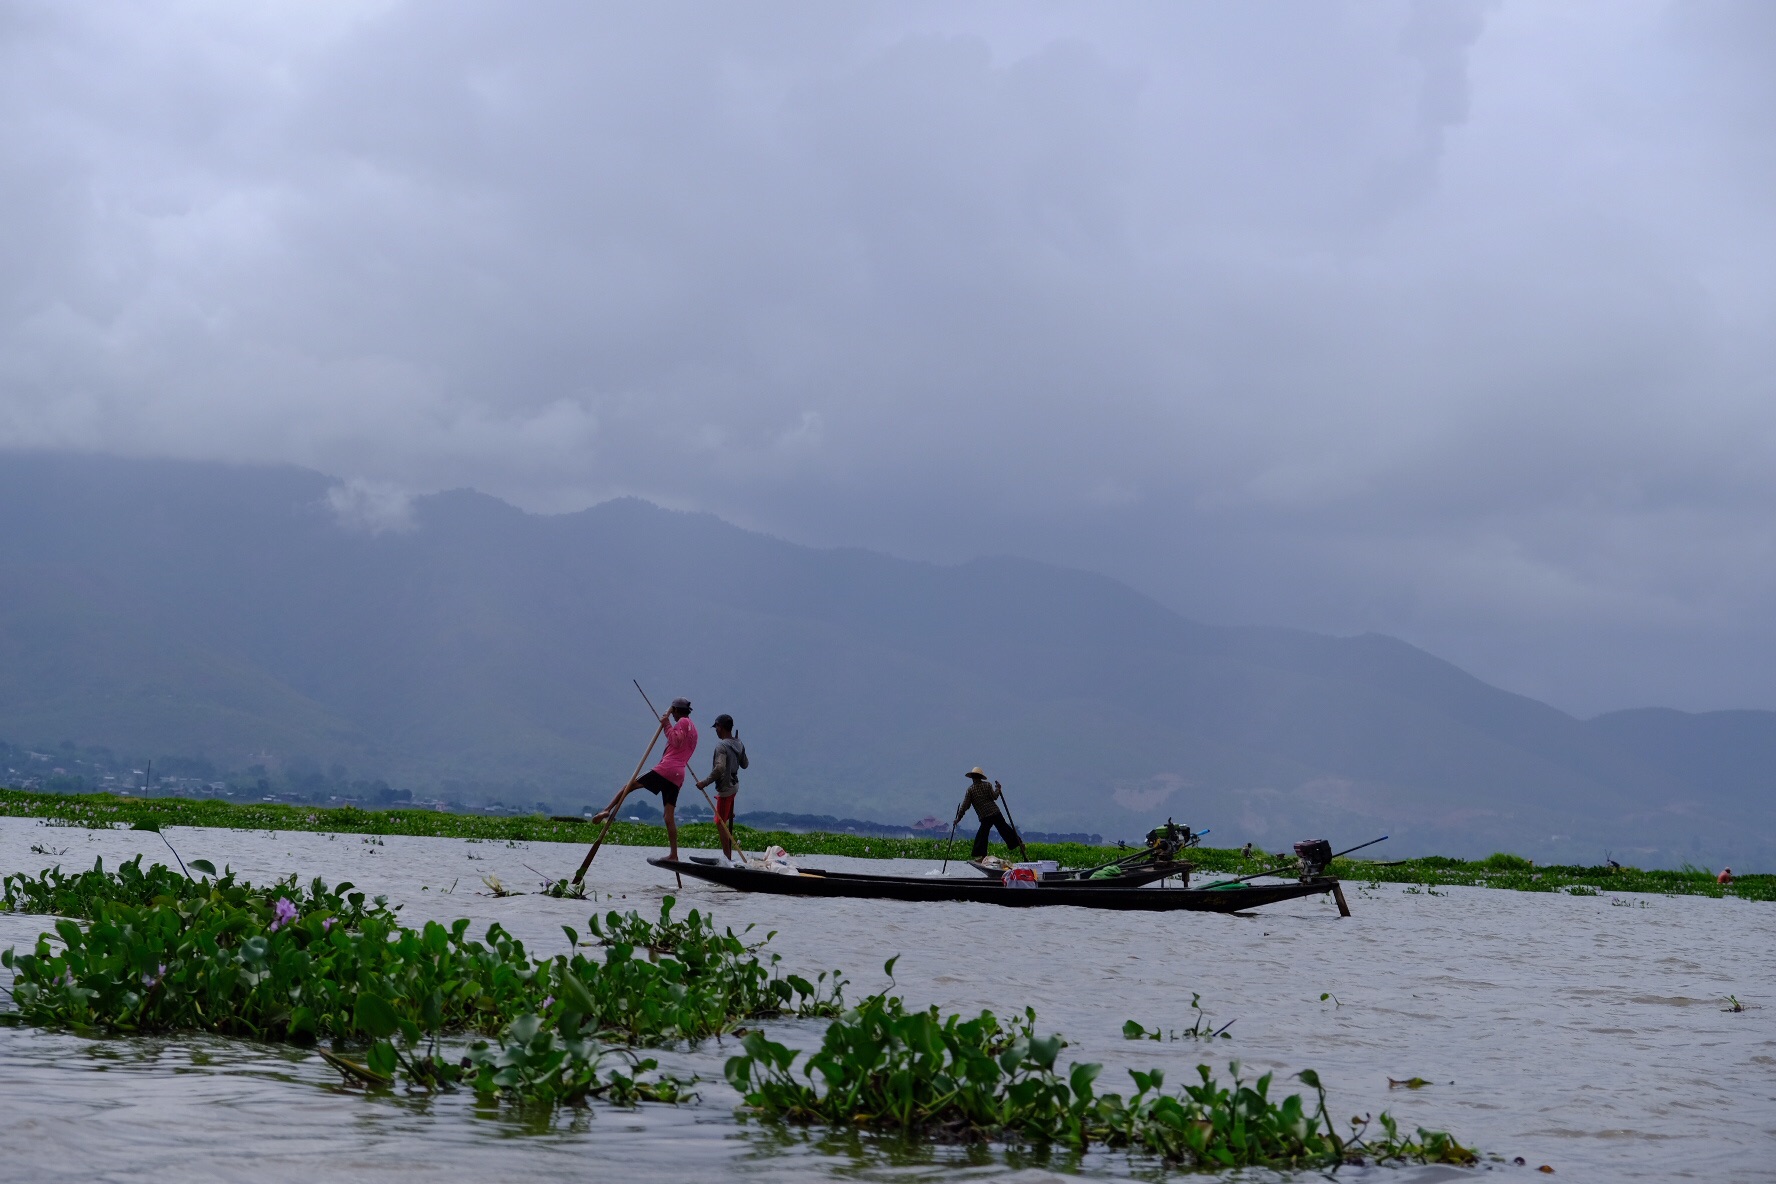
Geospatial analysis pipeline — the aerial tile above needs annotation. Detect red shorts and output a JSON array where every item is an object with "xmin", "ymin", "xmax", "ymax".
[{"xmin": 715, "ymin": 794, "xmax": 735, "ymax": 825}]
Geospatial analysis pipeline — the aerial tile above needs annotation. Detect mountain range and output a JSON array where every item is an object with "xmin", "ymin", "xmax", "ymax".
[{"xmin": 1, "ymin": 451, "xmax": 1771, "ymax": 867}]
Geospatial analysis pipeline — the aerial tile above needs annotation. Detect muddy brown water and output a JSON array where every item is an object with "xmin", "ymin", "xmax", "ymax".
[{"xmin": 0, "ymin": 817, "xmax": 1770, "ymax": 1183}]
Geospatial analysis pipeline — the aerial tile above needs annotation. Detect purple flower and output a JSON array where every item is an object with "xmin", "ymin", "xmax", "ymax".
[
  {"xmin": 269, "ymin": 897, "xmax": 298, "ymax": 932},
  {"xmin": 321, "ymin": 917, "xmax": 335, "ymax": 933},
  {"xmin": 141, "ymin": 963, "xmax": 167, "ymax": 988},
  {"xmin": 542, "ymin": 996, "xmax": 555, "ymax": 1010}
]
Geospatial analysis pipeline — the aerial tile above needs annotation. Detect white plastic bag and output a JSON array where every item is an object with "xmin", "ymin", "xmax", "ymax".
[{"xmin": 750, "ymin": 844, "xmax": 798, "ymax": 874}]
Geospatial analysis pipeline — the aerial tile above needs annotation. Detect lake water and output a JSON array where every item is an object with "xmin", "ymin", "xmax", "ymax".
[{"xmin": 1, "ymin": 817, "xmax": 1770, "ymax": 1183}]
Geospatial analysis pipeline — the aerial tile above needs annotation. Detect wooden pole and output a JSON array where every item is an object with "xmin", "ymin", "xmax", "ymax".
[
  {"xmin": 1198, "ymin": 835, "xmax": 1389, "ymax": 891},
  {"xmin": 940, "ymin": 810, "xmax": 961, "ymax": 874},
  {"xmin": 571, "ymin": 719, "xmax": 666, "ymax": 885},
  {"xmin": 691, "ymin": 774, "xmax": 750, "ymax": 866},
  {"xmin": 629, "ymin": 681, "xmax": 696, "ymax": 887},
  {"xmin": 632, "ymin": 681, "xmax": 749, "ymax": 866}
]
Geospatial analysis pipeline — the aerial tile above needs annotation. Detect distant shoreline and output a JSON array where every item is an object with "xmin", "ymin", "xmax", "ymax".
[{"xmin": 1, "ymin": 788, "xmax": 1766, "ymax": 901}]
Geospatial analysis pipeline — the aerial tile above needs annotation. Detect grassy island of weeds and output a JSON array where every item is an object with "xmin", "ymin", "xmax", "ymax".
[
  {"xmin": 2, "ymin": 856, "xmax": 842, "ymax": 1106},
  {"xmin": 3, "ymin": 787, "xmax": 1768, "ymax": 901},
  {"xmin": 727, "ymin": 982, "xmax": 1474, "ymax": 1171}
]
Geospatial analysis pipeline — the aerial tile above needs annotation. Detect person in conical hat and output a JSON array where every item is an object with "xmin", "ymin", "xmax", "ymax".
[{"xmin": 954, "ymin": 767, "xmax": 1025, "ymax": 861}]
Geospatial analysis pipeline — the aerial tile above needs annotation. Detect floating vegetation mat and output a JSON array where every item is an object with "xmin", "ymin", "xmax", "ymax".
[
  {"xmin": 2, "ymin": 856, "xmax": 842, "ymax": 1108},
  {"xmin": 728, "ymin": 973, "xmax": 1474, "ymax": 1171}
]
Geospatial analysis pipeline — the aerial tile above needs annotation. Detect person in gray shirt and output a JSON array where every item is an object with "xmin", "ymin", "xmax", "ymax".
[{"xmin": 696, "ymin": 713, "xmax": 748, "ymax": 863}]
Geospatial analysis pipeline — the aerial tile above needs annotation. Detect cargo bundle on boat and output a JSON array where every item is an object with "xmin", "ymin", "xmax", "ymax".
[{"xmin": 966, "ymin": 817, "xmax": 1200, "ymax": 885}]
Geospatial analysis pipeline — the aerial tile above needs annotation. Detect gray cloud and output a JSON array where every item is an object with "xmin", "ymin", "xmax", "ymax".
[
  {"xmin": 2, "ymin": 1, "xmax": 1774, "ymax": 714},
  {"xmin": 326, "ymin": 477, "xmax": 415, "ymax": 534}
]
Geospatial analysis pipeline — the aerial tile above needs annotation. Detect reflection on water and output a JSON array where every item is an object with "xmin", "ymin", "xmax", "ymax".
[
  {"xmin": 732, "ymin": 1121, "xmax": 1098, "ymax": 1180},
  {"xmin": 2, "ymin": 818, "xmax": 1771, "ymax": 1183}
]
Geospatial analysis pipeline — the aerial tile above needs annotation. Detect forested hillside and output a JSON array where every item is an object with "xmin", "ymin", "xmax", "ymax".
[{"xmin": 2, "ymin": 452, "xmax": 1770, "ymax": 867}]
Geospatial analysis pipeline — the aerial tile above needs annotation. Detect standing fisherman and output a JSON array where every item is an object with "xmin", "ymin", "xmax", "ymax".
[
  {"xmin": 591, "ymin": 697, "xmax": 698, "ymax": 861},
  {"xmin": 955, "ymin": 767, "xmax": 1025, "ymax": 861},
  {"xmin": 695, "ymin": 713, "xmax": 748, "ymax": 865}
]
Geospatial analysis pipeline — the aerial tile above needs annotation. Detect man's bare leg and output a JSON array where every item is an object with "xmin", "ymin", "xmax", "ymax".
[{"xmin": 663, "ymin": 801, "xmax": 679, "ymax": 861}]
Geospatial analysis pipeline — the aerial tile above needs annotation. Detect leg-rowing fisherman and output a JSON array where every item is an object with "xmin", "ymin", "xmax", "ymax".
[
  {"xmin": 592, "ymin": 696, "xmax": 698, "ymax": 861},
  {"xmin": 956, "ymin": 767, "xmax": 1026, "ymax": 861}
]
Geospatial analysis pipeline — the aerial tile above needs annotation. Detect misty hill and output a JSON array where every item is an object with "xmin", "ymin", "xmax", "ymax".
[{"xmin": 1, "ymin": 451, "xmax": 1771, "ymax": 868}]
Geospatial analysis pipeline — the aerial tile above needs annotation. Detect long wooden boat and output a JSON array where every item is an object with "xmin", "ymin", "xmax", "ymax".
[{"xmin": 651, "ymin": 856, "xmax": 1348, "ymax": 914}]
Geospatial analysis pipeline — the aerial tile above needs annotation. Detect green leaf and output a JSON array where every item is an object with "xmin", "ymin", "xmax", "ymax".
[
  {"xmin": 883, "ymin": 954, "xmax": 899, "ymax": 979},
  {"xmin": 558, "ymin": 969, "xmax": 598, "ymax": 1017},
  {"xmin": 353, "ymin": 992, "xmax": 401, "ymax": 1039},
  {"xmin": 366, "ymin": 1040, "xmax": 398, "ymax": 1078}
]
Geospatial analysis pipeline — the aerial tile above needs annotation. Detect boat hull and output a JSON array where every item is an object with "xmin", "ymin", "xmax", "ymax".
[{"xmin": 650, "ymin": 857, "xmax": 1339, "ymax": 913}]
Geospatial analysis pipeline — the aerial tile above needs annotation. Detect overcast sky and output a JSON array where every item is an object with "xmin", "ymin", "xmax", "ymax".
[{"xmin": 2, "ymin": 1, "xmax": 1774, "ymax": 715}]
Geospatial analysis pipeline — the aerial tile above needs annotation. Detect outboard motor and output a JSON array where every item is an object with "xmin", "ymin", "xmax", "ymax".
[
  {"xmin": 1293, "ymin": 838, "xmax": 1334, "ymax": 879},
  {"xmin": 1145, "ymin": 819, "xmax": 1196, "ymax": 861}
]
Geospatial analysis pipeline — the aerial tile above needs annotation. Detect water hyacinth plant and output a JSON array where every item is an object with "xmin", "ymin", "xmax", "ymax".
[
  {"xmin": 1, "ymin": 860, "xmax": 841, "ymax": 1107},
  {"xmin": 1122, "ymin": 992, "xmax": 1233, "ymax": 1041},
  {"xmin": 2, "ymin": 858, "xmax": 835, "ymax": 1044},
  {"xmin": 726, "ymin": 983, "xmax": 1474, "ymax": 1170},
  {"xmin": 4, "ymin": 890, "xmax": 538, "ymax": 1041},
  {"xmin": 2, "ymin": 854, "xmax": 392, "ymax": 928},
  {"xmin": 459, "ymin": 1011, "xmax": 694, "ymax": 1107},
  {"xmin": 323, "ymin": 977, "xmax": 697, "ymax": 1108}
]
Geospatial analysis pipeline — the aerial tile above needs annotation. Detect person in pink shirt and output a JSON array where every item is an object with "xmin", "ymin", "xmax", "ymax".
[{"xmin": 591, "ymin": 696, "xmax": 698, "ymax": 861}]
